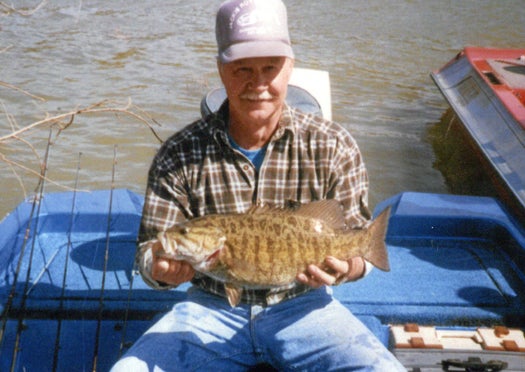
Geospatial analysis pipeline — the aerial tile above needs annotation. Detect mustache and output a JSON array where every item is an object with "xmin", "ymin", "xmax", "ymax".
[{"xmin": 239, "ymin": 91, "xmax": 274, "ymax": 100}]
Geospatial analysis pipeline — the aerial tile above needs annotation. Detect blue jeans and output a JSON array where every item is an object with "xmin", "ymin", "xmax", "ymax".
[{"xmin": 111, "ymin": 286, "xmax": 406, "ymax": 371}]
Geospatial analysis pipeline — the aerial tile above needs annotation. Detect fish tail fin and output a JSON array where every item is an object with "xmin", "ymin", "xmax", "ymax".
[{"xmin": 363, "ymin": 207, "xmax": 391, "ymax": 272}]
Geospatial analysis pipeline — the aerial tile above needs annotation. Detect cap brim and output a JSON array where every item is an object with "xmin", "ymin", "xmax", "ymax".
[{"xmin": 218, "ymin": 40, "xmax": 294, "ymax": 63}]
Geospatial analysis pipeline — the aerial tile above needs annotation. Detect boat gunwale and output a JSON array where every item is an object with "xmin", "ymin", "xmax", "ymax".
[{"xmin": 434, "ymin": 46, "xmax": 525, "ymax": 130}]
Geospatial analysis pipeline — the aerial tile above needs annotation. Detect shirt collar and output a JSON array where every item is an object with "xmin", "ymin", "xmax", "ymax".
[
  {"xmin": 209, "ymin": 101, "xmax": 230, "ymax": 146},
  {"xmin": 274, "ymin": 103, "xmax": 295, "ymax": 140}
]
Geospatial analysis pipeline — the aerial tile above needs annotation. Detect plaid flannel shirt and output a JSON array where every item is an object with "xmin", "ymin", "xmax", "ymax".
[{"xmin": 137, "ymin": 102, "xmax": 371, "ymax": 306}]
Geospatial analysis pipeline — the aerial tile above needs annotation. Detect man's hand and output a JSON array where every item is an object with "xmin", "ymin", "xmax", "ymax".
[
  {"xmin": 151, "ymin": 241, "xmax": 195, "ymax": 286},
  {"xmin": 296, "ymin": 256, "xmax": 366, "ymax": 288}
]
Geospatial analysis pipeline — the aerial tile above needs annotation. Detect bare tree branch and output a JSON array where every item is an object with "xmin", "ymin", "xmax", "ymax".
[
  {"xmin": 0, "ymin": 153, "xmax": 77, "ymax": 191},
  {"xmin": 0, "ymin": 98, "xmax": 162, "ymax": 143},
  {"xmin": 1, "ymin": 80, "xmax": 162, "ymax": 196},
  {"xmin": 0, "ymin": 81, "xmax": 46, "ymax": 102},
  {"xmin": 0, "ymin": 0, "xmax": 47, "ymax": 16},
  {"xmin": 0, "ymin": 46, "xmax": 13, "ymax": 53}
]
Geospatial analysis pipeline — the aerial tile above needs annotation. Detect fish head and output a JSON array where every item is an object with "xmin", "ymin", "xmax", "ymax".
[{"xmin": 158, "ymin": 225, "xmax": 226, "ymax": 271}]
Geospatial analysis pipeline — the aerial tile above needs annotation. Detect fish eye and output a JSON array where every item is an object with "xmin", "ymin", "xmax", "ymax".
[{"xmin": 180, "ymin": 227, "xmax": 189, "ymax": 235}]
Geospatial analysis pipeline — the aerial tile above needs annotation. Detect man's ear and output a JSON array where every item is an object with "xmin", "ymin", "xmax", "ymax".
[{"xmin": 284, "ymin": 57, "xmax": 295, "ymax": 81}]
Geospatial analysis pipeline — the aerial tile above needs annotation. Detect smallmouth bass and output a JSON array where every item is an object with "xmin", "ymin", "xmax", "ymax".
[{"xmin": 157, "ymin": 200, "xmax": 390, "ymax": 306}]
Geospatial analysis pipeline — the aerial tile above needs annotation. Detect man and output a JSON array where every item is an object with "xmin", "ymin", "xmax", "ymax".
[{"xmin": 112, "ymin": 0, "xmax": 405, "ymax": 370}]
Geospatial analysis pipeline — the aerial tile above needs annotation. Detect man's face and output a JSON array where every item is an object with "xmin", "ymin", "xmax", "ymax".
[{"xmin": 218, "ymin": 56, "xmax": 294, "ymax": 127}]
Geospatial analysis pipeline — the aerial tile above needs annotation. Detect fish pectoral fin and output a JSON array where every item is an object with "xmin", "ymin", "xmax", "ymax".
[{"xmin": 224, "ymin": 283, "xmax": 243, "ymax": 307}]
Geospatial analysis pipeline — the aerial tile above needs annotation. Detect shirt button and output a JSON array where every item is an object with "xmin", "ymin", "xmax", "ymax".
[{"xmin": 243, "ymin": 165, "xmax": 250, "ymax": 171}]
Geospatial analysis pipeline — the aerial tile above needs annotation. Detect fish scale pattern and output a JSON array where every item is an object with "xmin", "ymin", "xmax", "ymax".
[{"xmin": 191, "ymin": 212, "xmax": 369, "ymax": 287}]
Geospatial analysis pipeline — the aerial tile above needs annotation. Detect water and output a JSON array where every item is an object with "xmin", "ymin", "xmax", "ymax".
[{"xmin": 1, "ymin": 0, "xmax": 524, "ymax": 219}]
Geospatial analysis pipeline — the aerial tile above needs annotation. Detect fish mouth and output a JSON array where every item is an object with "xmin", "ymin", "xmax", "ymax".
[
  {"xmin": 193, "ymin": 248, "xmax": 222, "ymax": 271},
  {"xmin": 206, "ymin": 249, "xmax": 221, "ymax": 262}
]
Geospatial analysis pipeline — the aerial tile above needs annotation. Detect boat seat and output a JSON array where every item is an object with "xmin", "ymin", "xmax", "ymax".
[{"xmin": 200, "ymin": 85, "xmax": 324, "ymax": 119}]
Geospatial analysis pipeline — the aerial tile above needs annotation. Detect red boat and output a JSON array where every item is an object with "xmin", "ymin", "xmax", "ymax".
[{"xmin": 431, "ymin": 47, "xmax": 525, "ymax": 222}]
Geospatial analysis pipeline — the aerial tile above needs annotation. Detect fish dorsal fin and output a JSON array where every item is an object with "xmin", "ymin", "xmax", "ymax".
[
  {"xmin": 293, "ymin": 200, "xmax": 347, "ymax": 230},
  {"xmin": 247, "ymin": 200, "xmax": 346, "ymax": 230},
  {"xmin": 246, "ymin": 204, "xmax": 273, "ymax": 214}
]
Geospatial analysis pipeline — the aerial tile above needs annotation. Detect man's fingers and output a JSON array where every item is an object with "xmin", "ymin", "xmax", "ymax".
[
  {"xmin": 324, "ymin": 256, "xmax": 349, "ymax": 276},
  {"xmin": 296, "ymin": 257, "xmax": 354, "ymax": 288},
  {"xmin": 296, "ymin": 263, "xmax": 335, "ymax": 288},
  {"xmin": 176, "ymin": 261, "xmax": 195, "ymax": 282},
  {"xmin": 152, "ymin": 258, "xmax": 194, "ymax": 285},
  {"xmin": 152, "ymin": 256, "xmax": 173, "ymax": 277},
  {"xmin": 150, "ymin": 241, "xmax": 195, "ymax": 285}
]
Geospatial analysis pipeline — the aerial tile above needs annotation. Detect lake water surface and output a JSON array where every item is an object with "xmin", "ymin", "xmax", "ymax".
[{"xmin": 1, "ymin": 0, "xmax": 524, "ymax": 218}]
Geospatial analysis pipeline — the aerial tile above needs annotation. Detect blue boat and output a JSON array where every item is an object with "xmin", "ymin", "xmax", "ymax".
[
  {"xmin": 1, "ymin": 68, "xmax": 524, "ymax": 371},
  {"xmin": 2, "ymin": 189, "xmax": 524, "ymax": 370}
]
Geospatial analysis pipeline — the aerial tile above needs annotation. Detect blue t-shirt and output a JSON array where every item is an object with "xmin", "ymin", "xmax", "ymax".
[{"xmin": 228, "ymin": 135, "xmax": 267, "ymax": 171}]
